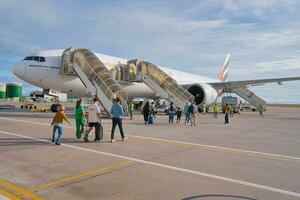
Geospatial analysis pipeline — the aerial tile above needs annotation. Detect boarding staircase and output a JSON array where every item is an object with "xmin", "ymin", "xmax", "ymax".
[
  {"xmin": 126, "ymin": 59, "xmax": 195, "ymax": 109},
  {"xmin": 232, "ymin": 87, "xmax": 266, "ymax": 109},
  {"xmin": 60, "ymin": 47, "xmax": 128, "ymax": 115}
]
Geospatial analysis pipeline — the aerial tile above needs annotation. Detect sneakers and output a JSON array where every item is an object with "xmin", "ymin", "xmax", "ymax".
[
  {"xmin": 55, "ymin": 142, "xmax": 60, "ymax": 145},
  {"xmin": 122, "ymin": 137, "xmax": 128, "ymax": 141},
  {"xmin": 111, "ymin": 139, "xmax": 115, "ymax": 143}
]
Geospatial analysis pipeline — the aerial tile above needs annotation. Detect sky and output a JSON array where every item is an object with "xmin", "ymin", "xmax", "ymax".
[{"xmin": 0, "ymin": 0, "xmax": 300, "ymax": 103}]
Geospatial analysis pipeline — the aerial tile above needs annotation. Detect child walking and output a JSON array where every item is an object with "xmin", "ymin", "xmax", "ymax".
[
  {"xmin": 51, "ymin": 106, "xmax": 72, "ymax": 145},
  {"xmin": 176, "ymin": 107, "xmax": 182, "ymax": 123}
]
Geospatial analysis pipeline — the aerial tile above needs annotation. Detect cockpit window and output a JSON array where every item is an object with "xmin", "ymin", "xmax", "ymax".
[
  {"xmin": 24, "ymin": 56, "xmax": 33, "ymax": 60},
  {"xmin": 23, "ymin": 56, "xmax": 46, "ymax": 62}
]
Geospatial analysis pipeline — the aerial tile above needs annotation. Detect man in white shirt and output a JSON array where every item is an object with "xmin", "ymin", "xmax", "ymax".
[{"xmin": 84, "ymin": 98, "xmax": 102, "ymax": 142}]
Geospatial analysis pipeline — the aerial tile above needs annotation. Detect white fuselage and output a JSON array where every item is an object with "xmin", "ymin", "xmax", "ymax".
[{"xmin": 13, "ymin": 49, "xmax": 220, "ymax": 99}]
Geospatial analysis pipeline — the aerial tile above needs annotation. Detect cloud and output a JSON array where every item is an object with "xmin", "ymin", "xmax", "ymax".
[
  {"xmin": 0, "ymin": 0, "xmax": 60, "ymax": 30},
  {"xmin": 0, "ymin": 0, "xmax": 300, "ymax": 102},
  {"xmin": 0, "ymin": 28, "xmax": 43, "ymax": 56},
  {"xmin": 211, "ymin": 0, "xmax": 297, "ymax": 16},
  {"xmin": 230, "ymin": 56, "xmax": 300, "ymax": 79}
]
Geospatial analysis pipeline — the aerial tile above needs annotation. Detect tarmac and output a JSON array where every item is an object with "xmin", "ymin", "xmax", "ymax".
[{"xmin": 0, "ymin": 104, "xmax": 299, "ymax": 200}]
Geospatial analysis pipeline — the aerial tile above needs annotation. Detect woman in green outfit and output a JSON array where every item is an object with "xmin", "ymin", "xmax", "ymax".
[{"xmin": 75, "ymin": 99, "xmax": 85, "ymax": 139}]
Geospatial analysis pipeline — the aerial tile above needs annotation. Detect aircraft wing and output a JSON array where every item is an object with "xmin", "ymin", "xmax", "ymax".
[{"xmin": 209, "ymin": 76, "xmax": 300, "ymax": 91}]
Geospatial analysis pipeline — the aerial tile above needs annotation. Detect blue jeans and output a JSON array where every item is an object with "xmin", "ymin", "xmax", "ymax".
[
  {"xmin": 184, "ymin": 113, "xmax": 190, "ymax": 123},
  {"xmin": 169, "ymin": 112, "xmax": 174, "ymax": 123},
  {"xmin": 52, "ymin": 125, "xmax": 62, "ymax": 144},
  {"xmin": 111, "ymin": 118, "xmax": 125, "ymax": 139}
]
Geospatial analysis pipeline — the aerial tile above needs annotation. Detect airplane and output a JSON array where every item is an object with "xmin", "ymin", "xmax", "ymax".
[{"xmin": 12, "ymin": 48, "xmax": 300, "ymax": 110}]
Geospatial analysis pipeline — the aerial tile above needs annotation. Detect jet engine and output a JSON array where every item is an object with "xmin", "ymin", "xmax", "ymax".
[{"xmin": 187, "ymin": 83, "xmax": 218, "ymax": 105}]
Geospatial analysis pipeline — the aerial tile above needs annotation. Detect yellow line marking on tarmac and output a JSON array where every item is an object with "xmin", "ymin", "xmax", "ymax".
[
  {"xmin": 0, "ymin": 188, "xmax": 21, "ymax": 200},
  {"xmin": 0, "ymin": 179, "xmax": 43, "ymax": 200},
  {"xmin": 1, "ymin": 117, "xmax": 300, "ymax": 163},
  {"xmin": 1, "ymin": 130, "xmax": 300, "ymax": 198},
  {"xmin": 29, "ymin": 160, "xmax": 133, "ymax": 191}
]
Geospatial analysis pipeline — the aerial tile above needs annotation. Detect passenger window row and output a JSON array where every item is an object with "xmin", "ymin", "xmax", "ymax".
[{"xmin": 24, "ymin": 56, "xmax": 46, "ymax": 62}]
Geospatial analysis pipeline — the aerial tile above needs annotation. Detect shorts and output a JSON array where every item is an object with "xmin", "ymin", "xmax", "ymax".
[{"xmin": 88, "ymin": 122, "xmax": 100, "ymax": 128}]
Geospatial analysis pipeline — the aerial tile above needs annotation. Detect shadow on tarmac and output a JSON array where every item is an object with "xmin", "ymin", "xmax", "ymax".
[
  {"xmin": 0, "ymin": 137, "xmax": 120, "ymax": 147},
  {"xmin": 0, "ymin": 137, "xmax": 83, "ymax": 146}
]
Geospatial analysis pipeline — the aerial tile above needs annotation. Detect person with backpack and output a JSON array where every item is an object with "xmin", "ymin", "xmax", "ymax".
[
  {"xmin": 168, "ymin": 102, "xmax": 176, "ymax": 124},
  {"xmin": 190, "ymin": 102, "xmax": 198, "ymax": 126}
]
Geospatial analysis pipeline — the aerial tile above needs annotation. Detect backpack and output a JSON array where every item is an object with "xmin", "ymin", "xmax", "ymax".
[
  {"xmin": 189, "ymin": 104, "xmax": 194, "ymax": 113},
  {"xmin": 169, "ymin": 105, "xmax": 174, "ymax": 112}
]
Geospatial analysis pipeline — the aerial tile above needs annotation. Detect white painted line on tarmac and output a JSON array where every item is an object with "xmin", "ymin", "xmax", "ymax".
[
  {"xmin": 0, "ymin": 194, "xmax": 10, "ymax": 200},
  {"xmin": 129, "ymin": 135, "xmax": 300, "ymax": 162},
  {"xmin": 0, "ymin": 117, "xmax": 299, "ymax": 162},
  {"xmin": 1, "ymin": 130, "xmax": 299, "ymax": 198}
]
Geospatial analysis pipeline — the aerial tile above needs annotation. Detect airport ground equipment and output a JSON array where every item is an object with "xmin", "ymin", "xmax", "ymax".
[
  {"xmin": 20, "ymin": 102, "xmax": 37, "ymax": 109},
  {"xmin": 115, "ymin": 59, "xmax": 195, "ymax": 109},
  {"xmin": 30, "ymin": 107, "xmax": 49, "ymax": 112},
  {"xmin": 60, "ymin": 47, "xmax": 128, "ymax": 115}
]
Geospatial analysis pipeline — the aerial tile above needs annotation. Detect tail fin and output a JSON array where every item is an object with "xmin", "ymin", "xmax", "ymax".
[{"xmin": 218, "ymin": 54, "xmax": 230, "ymax": 82}]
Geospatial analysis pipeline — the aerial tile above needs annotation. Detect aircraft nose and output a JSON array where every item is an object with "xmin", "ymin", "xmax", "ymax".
[{"xmin": 12, "ymin": 62, "xmax": 26, "ymax": 78}]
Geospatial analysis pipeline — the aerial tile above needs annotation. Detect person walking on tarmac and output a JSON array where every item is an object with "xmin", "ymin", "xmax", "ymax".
[
  {"xmin": 224, "ymin": 104, "xmax": 230, "ymax": 124},
  {"xmin": 202, "ymin": 103, "xmax": 206, "ymax": 114},
  {"xmin": 111, "ymin": 97, "xmax": 127, "ymax": 143},
  {"xmin": 150, "ymin": 102, "xmax": 156, "ymax": 118},
  {"xmin": 184, "ymin": 102, "xmax": 190, "ymax": 124},
  {"xmin": 258, "ymin": 104, "xmax": 265, "ymax": 118},
  {"xmin": 84, "ymin": 98, "xmax": 102, "ymax": 142},
  {"xmin": 229, "ymin": 104, "xmax": 234, "ymax": 117},
  {"xmin": 168, "ymin": 102, "xmax": 176, "ymax": 124},
  {"xmin": 213, "ymin": 103, "xmax": 219, "ymax": 119},
  {"xmin": 51, "ymin": 106, "xmax": 72, "ymax": 145},
  {"xmin": 190, "ymin": 102, "xmax": 198, "ymax": 126},
  {"xmin": 128, "ymin": 101, "xmax": 134, "ymax": 120},
  {"xmin": 176, "ymin": 107, "xmax": 182, "ymax": 123},
  {"xmin": 75, "ymin": 99, "xmax": 85, "ymax": 139},
  {"xmin": 142, "ymin": 101, "xmax": 150, "ymax": 125}
]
